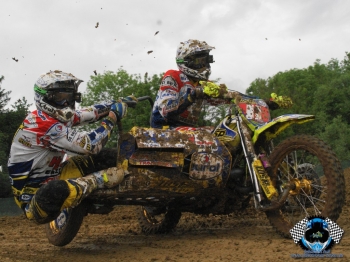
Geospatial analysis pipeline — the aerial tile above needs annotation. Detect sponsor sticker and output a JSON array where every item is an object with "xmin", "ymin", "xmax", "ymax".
[
  {"xmin": 189, "ymin": 152, "xmax": 223, "ymax": 180},
  {"xmin": 19, "ymin": 194, "xmax": 33, "ymax": 202},
  {"xmin": 37, "ymin": 110, "xmax": 47, "ymax": 120},
  {"xmin": 179, "ymin": 73, "xmax": 189, "ymax": 83},
  {"xmin": 67, "ymin": 129, "xmax": 78, "ymax": 142},
  {"xmin": 55, "ymin": 210, "xmax": 68, "ymax": 229},
  {"xmin": 161, "ymin": 76, "xmax": 178, "ymax": 88},
  {"xmin": 18, "ymin": 136, "xmax": 32, "ymax": 148}
]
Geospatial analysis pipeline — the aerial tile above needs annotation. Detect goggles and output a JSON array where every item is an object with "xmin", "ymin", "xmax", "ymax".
[
  {"xmin": 49, "ymin": 88, "xmax": 82, "ymax": 107},
  {"xmin": 48, "ymin": 82, "xmax": 82, "ymax": 107},
  {"xmin": 178, "ymin": 53, "xmax": 214, "ymax": 70},
  {"xmin": 34, "ymin": 82, "xmax": 82, "ymax": 108}
]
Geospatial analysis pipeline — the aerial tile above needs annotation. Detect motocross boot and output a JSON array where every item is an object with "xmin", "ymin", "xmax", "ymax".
[
  {"xmin": 64, "ymin": 167, "xmax": 125, "ymax": 208},
  {"xmin": 92, "ymin": 167, "xmax": 126, "ymax": 188},
  {"xmin": 61, "ymin": 167, "xmax": 125, "ymax": 209}
]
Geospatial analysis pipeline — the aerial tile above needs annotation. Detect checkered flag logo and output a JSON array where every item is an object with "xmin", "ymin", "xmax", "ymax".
[
  {"xmin": 325, "ymin": 218, "xmax": 344, "ymax": 244},
  {"xmin": 290, "ymin": 217, "xmax": 308, "ymax": 243},
  {"xmin": 290, "ymin": 216, "xmax": 344, "ymax": 244}
]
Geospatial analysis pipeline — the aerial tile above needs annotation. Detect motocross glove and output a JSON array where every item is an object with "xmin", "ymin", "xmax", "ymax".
[
  {"xmin": 199, "ymin": 81, "xmax": 227, "ymax": 98},
  {"xmin": 110, "ymin": 100, "xmax": 128, "ymax": 121},
  {"xmin": 270, "ymin": 93, "xmax": 293, "ymax": 109},
  {"xmin": 188, "ymin": 87, "xmax": 204, "ymax": 102}
]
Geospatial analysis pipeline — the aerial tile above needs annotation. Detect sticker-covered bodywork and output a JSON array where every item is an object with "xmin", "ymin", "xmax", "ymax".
[
  {"xmin": 252, "ymin": 114, "xmax": 315, "ymax": 143},
  {"xmin": 114, "ymin": 127, "xmax": 232, "ymax": 194},
  {"xmin": 129, "ymin": 151, "xmax": 184, "ymax": 168}
]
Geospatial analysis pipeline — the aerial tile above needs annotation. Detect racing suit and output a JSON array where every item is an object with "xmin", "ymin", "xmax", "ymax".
[
  {"xmin": 8, "ymin": 101, "xmax": 118, "ymax": 223},
  {"xmin": 150, "ymin": 69, "xmax": 292, "ymax": 130},
  {"xmin": 150, "ymin": 69, "xmax": 211, "ymax": 129}
]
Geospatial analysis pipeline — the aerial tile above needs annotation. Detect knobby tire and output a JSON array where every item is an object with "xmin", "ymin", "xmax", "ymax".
[
  {"xmin": 265, "ymin": 135, "xmax": 345, "ymax": 238},
  {"xmin": 138, "ymin": 206, "xmax": 182, "ymax": 234}
]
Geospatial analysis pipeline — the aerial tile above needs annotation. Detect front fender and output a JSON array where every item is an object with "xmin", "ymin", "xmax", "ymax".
[{"xmin": 252, "ymin": 114, "xmax": 315, "ymax": 143}]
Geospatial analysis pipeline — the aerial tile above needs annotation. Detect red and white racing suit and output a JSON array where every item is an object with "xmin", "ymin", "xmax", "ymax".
[
  {"xmin": 150, "ymin": 69, "xmax": 221, "ymax": 130},
  {"xmin": 8, "ymin": 102, "xmax": 116, "ymax": 210}
]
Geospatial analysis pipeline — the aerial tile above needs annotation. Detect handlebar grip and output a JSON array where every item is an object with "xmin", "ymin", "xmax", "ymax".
[{"xmin": 124, "ymin": 101, "xmax": 137, "ymax": 108}]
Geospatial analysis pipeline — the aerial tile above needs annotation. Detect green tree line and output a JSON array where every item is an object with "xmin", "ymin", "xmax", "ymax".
[
  {"xmin": 80, "ymin": 68, "xmax": 162, "ymax": 145},
  {"xmin": 0, "ymin": 76, "xmax": 31, "ymax": 197},
  {"xmin": 246, "ymin": 52, "xmax": 350, "ymax": 161},
  {"xmin": 1, "ymin": 52, "xmax": 350, "ymax": 197}
]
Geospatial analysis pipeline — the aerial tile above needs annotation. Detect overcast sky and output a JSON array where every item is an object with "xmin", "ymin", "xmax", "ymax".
[{"xmin": 1, "ymin": 0, "xmax": 350, "ymax": 110}]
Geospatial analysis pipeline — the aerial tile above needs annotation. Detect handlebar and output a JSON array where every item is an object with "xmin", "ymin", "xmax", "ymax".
[
  {"xmin": 136, "ymin": 96, "xmax": 154, "ymax": 107},
  {"xmin": 221, "ymin": 90, "xmax": 241, "ymax": 100},
  {"xmin": 115, "ymin": 96, "xmax": 154, "ymax": 134},
  {"xmin": 123, "ymin": 96, "xmax": 154, "ymax": 109}
]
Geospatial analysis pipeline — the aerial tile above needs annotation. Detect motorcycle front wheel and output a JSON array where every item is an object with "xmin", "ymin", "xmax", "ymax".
[
  {"xmin": 44, "ymin": 202, "xmax": 87, "ymax": 246},
  {"xmin": 265, "ymin": 135, "xmax": 345, "ymax": 238},
  {"xmin": 138, "ymin": 206, "xmax": 182, "ymax": 234}
]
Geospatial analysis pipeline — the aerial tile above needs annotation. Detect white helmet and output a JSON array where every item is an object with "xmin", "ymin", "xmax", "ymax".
[
  {"xmin": 34, "ymin": 70, "xmax": 83, "ymax": 123},
  {"xmin": 176, "ymin": 39, "xmax": 215, "ymax": 81}
]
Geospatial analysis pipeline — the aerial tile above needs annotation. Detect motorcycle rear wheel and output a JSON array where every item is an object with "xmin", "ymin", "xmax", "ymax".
[
  {"xmin": 265, "ymin": 135, "xmax": 345, "ymax": 238},
  {"xmin": 45, "ymin": 202, "xmax": 87, "ymax": 246},
  {"xmin": 138, "ymin": 206, "xmax": 182, "ymax": 234}
]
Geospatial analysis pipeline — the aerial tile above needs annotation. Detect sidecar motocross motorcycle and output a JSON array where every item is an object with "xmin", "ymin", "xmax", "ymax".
[{"xmin": 45, "ymin": 91, "xmax": 345, "ymax": 246}]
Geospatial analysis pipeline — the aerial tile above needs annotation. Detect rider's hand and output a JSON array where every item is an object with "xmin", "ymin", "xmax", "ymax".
[
  {"xmin": 199, "ymin": 81, "xmax": 227, "ymax": 98},
  {"xmin": 188, "ymin": 87, "xmax": 204, "ymax": 102},
  {"xmin": 110, "ymin": 101, "xmax": 128, "ymax": 121},
  {"xmin": 270, "ymin": 93, "xmax": 293, "ymax": 109},
  {"xmin": 108, "ymin": 111, "xmax": 117, "ymax": 123}
]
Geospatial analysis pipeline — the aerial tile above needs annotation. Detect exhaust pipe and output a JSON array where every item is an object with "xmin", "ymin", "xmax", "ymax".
[{"xmin": 258, "ymin": 181, "xmax": 295, "ymax": 211}]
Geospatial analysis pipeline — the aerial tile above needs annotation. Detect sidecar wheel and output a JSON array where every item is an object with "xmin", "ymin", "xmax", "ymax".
[
  {"xmin": 265, "ymin": 135, "xmax": 345, "ymax": 238},
  {"xmin": 138, "ymin": 206, "xmax": 181, "ymax": 234},
  {"xmin": 45, "ymin": 203, "xmax": 87, "ymax": 246}
]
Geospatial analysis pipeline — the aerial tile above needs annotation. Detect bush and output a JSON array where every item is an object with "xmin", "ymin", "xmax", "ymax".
[{"xmin": 0, "ymin": 173, "xmax": 12, "ymax": 198}]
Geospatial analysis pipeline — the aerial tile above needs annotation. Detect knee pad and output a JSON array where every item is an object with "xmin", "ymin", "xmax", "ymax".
[{"xmin": 29, "ymin": 180, "xmax": 70, "ymax": 224}]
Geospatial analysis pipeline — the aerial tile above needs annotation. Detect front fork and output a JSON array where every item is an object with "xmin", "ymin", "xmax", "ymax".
[
  {"xmin": 236, "ymin": 116, "xmax": 301, "ymax": 211},
  {"xmin": 235, "ymin": 115, "xmax": 283, "ymax": 209},
  {"xmin": 235, "ymin": 115, "xmax": 265, "ymax": 207}
]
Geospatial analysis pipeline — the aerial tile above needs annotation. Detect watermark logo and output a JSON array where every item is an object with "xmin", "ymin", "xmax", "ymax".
[{"xmin": 290, "ymin": 216, "xmax": 344, "ymax": 258}]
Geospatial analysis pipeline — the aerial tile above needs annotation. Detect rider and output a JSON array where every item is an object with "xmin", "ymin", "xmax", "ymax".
[
  {"xmin": 8, "ymin": 70, "xmax": 129, "ymax": 224},
  {"xmin": 150, "ymin": 39, "xmax": 292, "ymax": 129}
]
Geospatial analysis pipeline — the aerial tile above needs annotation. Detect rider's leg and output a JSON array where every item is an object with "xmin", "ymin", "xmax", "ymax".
[
  {"xmin": 59, "ymin": 148, "xmax": 120, "ymax": 180},
  {"xmin": 25, "ymin": 149, "xmax": 126, "ymax": 224}
]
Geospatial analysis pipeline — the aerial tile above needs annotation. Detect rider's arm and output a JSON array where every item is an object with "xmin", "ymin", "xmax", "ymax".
[
  {"xmin": 156, "ymin": 71, "xmax": 195, "ymax": 121},
  {"xmin": 42, "ymin": 106, "xmax": 118, "ymax": 155},
  {"xmin": 201, "ymin": 85, "xmax": 293, "ymax": 111},
  {"xmin": 72, "ymin": 101, "xmax": 115, "ymax": 126}
]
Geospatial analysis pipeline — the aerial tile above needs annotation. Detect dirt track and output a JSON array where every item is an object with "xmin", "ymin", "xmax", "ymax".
[{"xmin": 1, "ymin": 169, "xmax": 349, "ymax": 262}]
